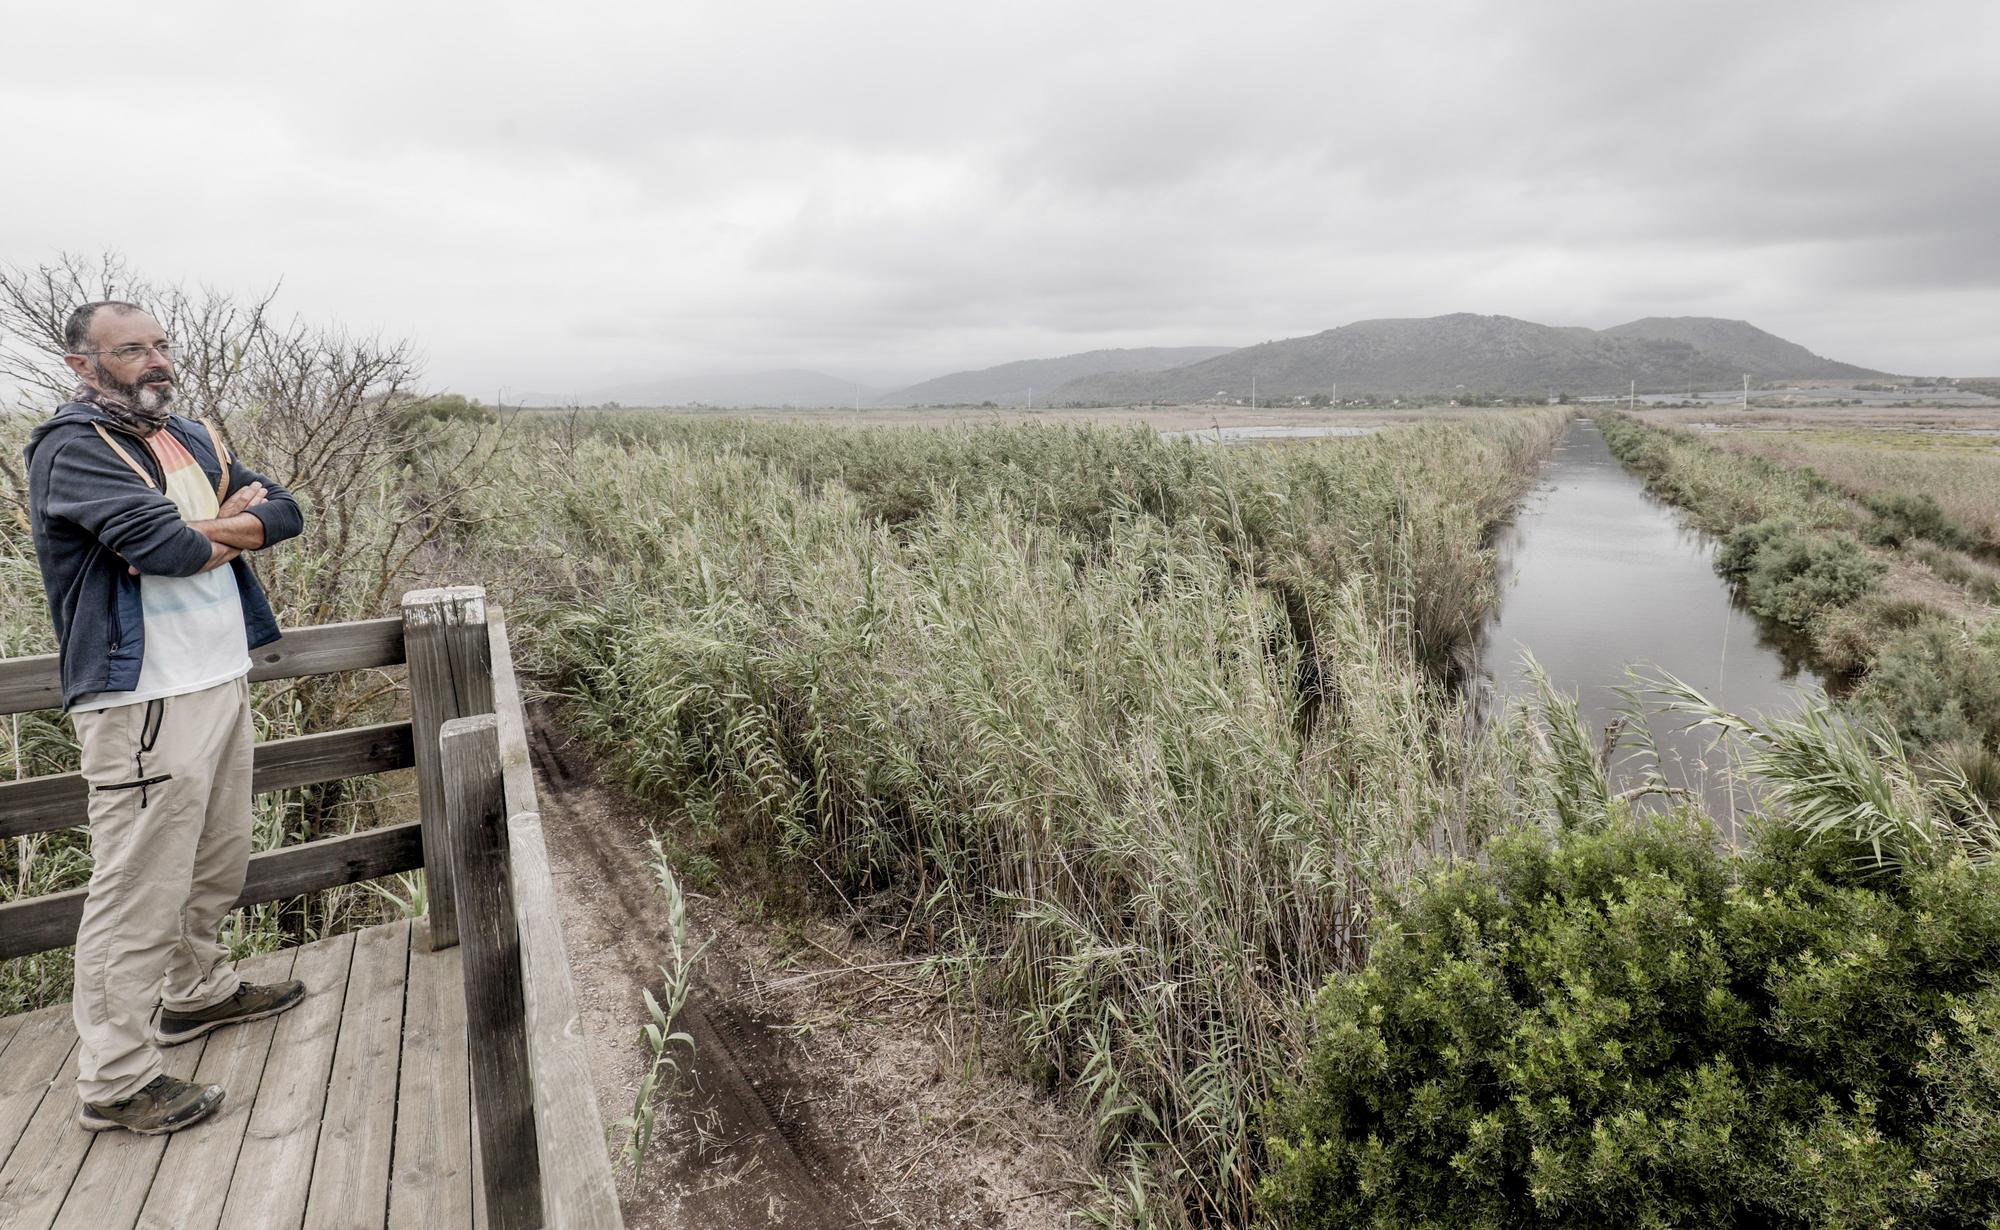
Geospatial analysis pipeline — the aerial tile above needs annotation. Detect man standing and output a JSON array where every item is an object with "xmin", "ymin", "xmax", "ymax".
[{"xmin": 25, "ymin": 301, "xmax": 308, "ymax": 1135}]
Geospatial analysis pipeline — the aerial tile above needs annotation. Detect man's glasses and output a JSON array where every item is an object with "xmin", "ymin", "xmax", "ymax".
[{"xmin": 76, "ymin": 341, "xmax": 176, "ymax": 363}]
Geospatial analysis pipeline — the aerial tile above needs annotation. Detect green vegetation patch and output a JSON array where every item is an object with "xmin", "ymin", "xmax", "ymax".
[
  {"xmin": 1263, "ymin": 814, "xmax": 2000, "ymax": 1229},
  {"xmin": 1854, "ymin": 620, "xmax": 2000, "ymax": 753},
  {"xmin": 1715, "ymin": 518, "xmax": 1884, "ymax": 630}
]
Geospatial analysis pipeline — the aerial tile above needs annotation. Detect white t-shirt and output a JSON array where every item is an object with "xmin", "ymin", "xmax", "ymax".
[{"xmin": 70, "ymin": 430, "xmax": 251, "ymax": 713}]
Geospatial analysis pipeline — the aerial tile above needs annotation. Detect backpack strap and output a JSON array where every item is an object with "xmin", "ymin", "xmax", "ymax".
[
  {"xmin": 194, "ymin": 418, "xmax": 234, "ymax": 503},
  {"xmin": 91, "ymin": 422, "xmax": 156, "ymax": 490}
]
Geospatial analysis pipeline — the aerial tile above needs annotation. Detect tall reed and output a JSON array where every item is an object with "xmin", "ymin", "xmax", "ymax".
[{"xmin": 476, "ymin": 412, "xmax": 1566, "ymax": 1224}]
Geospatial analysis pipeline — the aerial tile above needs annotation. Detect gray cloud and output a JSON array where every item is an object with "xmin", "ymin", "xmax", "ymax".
[{"xmin": 3, "ymin": 0, "xmax": 1995, "ymax": 394}]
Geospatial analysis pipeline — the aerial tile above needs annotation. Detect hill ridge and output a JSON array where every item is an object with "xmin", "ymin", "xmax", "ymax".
[
  {"xmin": 1049, "ymin": 314, "xmax": 1883, "ymax": 403},
  {"xmin": 879, "ymin": 346, "xmax": 1234, "ymax": 406}
]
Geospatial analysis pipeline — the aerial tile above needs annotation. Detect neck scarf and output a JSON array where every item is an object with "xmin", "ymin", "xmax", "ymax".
[{"xmin": 74, "ymin": 381, "xmax": 171, "ymax": 437}]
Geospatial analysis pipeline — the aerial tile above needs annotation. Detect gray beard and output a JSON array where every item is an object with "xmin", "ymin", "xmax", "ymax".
[
  {"xmin": 92, "ymin": 362, "xmax": 175, "ymax": 420},
  {"xmin": 131, "ymin": 380, "xmax": 174, "ymax": 414},
  {"xmin": 79, "ymin": 366, "xmax": 175, "ymax": 434}
]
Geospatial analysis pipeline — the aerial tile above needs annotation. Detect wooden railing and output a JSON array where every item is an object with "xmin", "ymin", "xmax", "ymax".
[{"xmin": 0, "ymin": 586, "xmax": 622, "ymax": 1229}]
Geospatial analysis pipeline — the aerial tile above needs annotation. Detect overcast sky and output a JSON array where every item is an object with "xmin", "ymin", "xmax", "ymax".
[{"xmin": 6, "ymin": 0, "xmax": 1995, "ymax": 395}]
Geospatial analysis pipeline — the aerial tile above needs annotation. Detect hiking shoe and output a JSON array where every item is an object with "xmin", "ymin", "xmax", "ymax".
[
  {"xmin": 79, "ymin": 1074, "xmax": 224, "ymax": 1135},
  {"xmin": 153, "ymin": 979, "xmax": 307, "ymax": 1046}
]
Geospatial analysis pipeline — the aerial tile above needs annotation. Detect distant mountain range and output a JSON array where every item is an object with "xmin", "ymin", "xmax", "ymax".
[
  {"xmin": 1048, "ymin": 315, "xmax": 1883, "ymax": 403},
  {"xmin": 515, "ymin": 315, "xmax": 1881, "ymax": 409},
  {"xmin": 876, "ymin": 346, "xmax": 1235, "ymax": 406}
]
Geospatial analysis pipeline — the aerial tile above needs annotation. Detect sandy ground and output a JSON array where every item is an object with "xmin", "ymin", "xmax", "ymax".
[{"xmin": 527, "ymin": 704, "xmax": 1105, "ymax": 1229}]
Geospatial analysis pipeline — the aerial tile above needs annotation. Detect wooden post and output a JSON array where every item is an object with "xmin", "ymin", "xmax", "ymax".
[
  {"xmin": 491, "ymin": 611, "xmax": 626, "ymax": 1225},
  {"xmin": 404, "ymin": 586, "xmax": 495, "ymax": 950},
  {"xmin": 439, "ymin": 714, "xmax": 542, "ymax": 1229}
]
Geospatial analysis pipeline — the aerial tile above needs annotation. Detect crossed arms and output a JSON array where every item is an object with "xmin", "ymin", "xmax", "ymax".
[
  {"xmin": 176, "ymin": 481, "xmax": 272, "ymax": 574},
  {"xmin": 42, "ymin": 430, "xmax": 304, "ymax": 577}
]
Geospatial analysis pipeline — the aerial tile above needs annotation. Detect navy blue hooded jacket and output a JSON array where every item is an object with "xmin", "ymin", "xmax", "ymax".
[{"xmin": 25, "ymin": 400, "xmax": 305, "ymax": 710}]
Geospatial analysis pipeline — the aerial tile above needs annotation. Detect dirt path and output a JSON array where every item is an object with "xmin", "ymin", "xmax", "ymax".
[{"xmin": 527, "ymin": 705, "xmax": 1101, "ymax": 1229}]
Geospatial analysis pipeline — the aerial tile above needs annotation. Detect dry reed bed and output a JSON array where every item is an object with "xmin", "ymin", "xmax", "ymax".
[{"xmin": 475, "ymin": 412, "xmax": 1574, "ymax": 1225}]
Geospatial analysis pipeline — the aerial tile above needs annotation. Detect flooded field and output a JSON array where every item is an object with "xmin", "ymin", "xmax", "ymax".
[{"xmin": 1478, "ymin": 417, "xmax": 1823, "ymax": 828}]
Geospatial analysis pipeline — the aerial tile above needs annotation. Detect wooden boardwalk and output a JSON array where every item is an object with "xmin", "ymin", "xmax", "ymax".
[
  {"xmin": 0, "ymin": 919, "xmax": 483, "ymax": 1230},
  {"xmin": 0, "ymin": 592, "xmax": 624, "ymax": 1228}
]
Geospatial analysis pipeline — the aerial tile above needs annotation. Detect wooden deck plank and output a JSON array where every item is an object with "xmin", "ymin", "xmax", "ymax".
[
  {"xmin": 0, "ymin": 1035, "xmax": 86, "ymax": 1229},
  {"xmin": 301, "ymin": 920, "xmax": 413, "ymax": 1230},
  {"xmin": 387, "ymin": 919, "xmax": 474, "ymax": 1230},
  {"xmin": 0, "ymin": 1012, "xmax": 24, "ymax": 1065},
  {"xmin": 134, "ymin": 946, "xmax": 302, "ymax": 1230},
  {"xmin": 0, "ymin": 923, "xmax": 490, "ymax": 1230},
  {"xmin": 0, "ymin": 1005, "xmax": 77, "ymax": 1175},
  {"xmin": 215, "ymin": 931, "xmax": 357, "ymax": 1230},
  {"xmin": 48, "ymin": 1021, "xmax": 214, "ymax": 1230}
]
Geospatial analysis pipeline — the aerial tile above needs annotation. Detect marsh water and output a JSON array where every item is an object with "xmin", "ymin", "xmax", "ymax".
[{"xmin": 1476, "ymin": 417, "xmax": 1823, "ymax": 832}]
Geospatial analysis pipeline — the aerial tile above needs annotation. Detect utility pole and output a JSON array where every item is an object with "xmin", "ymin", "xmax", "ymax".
[
  {"xmin": 1251, "ymin": 375, "xmax": 1257, "ymax": 410},
  {"xmin": 1629, "ymin": 379, "xmax": 1635, "ymax": 412},
  {"xmin": 1742, "ymin": 374, "xmax": 1749, "ymax": 409},
  {"xmin": 1026, "ymin": 385, "xmax": 1033, "ymax": 409}
]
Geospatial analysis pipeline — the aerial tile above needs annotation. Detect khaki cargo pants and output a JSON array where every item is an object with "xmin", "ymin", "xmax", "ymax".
[{"xmin": 69, "ymin": 675, "xmax": 254, "ymax": 1104}]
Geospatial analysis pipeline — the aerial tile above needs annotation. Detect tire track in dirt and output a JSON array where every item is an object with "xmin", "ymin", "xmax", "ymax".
[{"xmin": 527, "ymin": 706, "xmax": 887, "ymax": 1229}]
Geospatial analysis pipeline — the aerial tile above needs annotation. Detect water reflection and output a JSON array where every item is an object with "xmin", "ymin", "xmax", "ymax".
[{"xmin": 1476, "ymin": 418, "xmax": 1823, "ymax": 834}]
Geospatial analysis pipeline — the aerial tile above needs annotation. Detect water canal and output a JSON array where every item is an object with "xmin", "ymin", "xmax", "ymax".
[{"xmin": 1476, "ymin": 416, "xmax": 1823, "ymax": 830}]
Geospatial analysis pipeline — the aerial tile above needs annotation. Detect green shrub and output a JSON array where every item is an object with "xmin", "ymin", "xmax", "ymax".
[
  {"xmin": 1863, "ymin": 493, "xmax": 1967, "ymax": 551},
  {"xmin": 1717, "ymin": 518, "xmax": 1883, "ymax": 629},
  {"xmin": 1715, "ymin": 516, "xmax": 1801, "ymax": 578},
  {"xmin": 1813, "ymin": 593, "xmax": 1935, "ymax": 677},
  {"xmin": 399, "ymin": 392, "xmax": 496, "ymax": 425},
  {"xmin": 1854, "ymin": 619, "xmax": 2000, "ymax": 752},
  {"xmin": 1262, "ymin": 815, "xmax": 2000, "ymax": 1229}
]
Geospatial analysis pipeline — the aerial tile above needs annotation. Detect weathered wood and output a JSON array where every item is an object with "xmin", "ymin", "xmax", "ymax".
[
  {"xmin": 0, "ymin": 617, "xmax": 404, "ymax": 717},
  {"xmin": 0, "ymin": 823, "xmax": 426, "ymax": 960},
  {"xmin": 0, "ymin": 1006, "xmax": 74, "ymax": 1176},
  {"xmin": 487, "ymin": 612, "xmax": 540, "ymax": 820},
  {"xmin": 0, "ymin": 657, "xmax": 62, "ymax": 717},
  {"xmin": 508, "ymin": 812, "xmax": 625, "ymax": 1228},
  {"xmin": 439, "ymin": 715, "xmax": 541, "ymax": 1229},
  {"xmin": 246, "ymin": 617, "xmax": 406, "ymax": 684},
  {"xmin": 387, "ymin": 921, "xmax": 474, "ymax": 1230},
  {"xmin": 403, "ymin": 586, "xmax": 494, "ymax": 951},
  {"xmin": 217, "ymin": 931, "xmax": 357, "ymax": 1229},
  {"xmin": 471, "ymin": 1113, "xmax": 488, "ymax": 1230},
  {"xmin": 302, "ymin": 920, "xmax": 412, "ymax": 1230},
  {"xmin": 136, "ymin": 946, "xmax": 301, "ymax": 1230},
  {"xmin": 49, "ymin": 1018, "xmax": 211, "ymax": 1230},
  {"xmin": 0, "ymin": 721, "xmax": 416, "ymax": 840},
  {"xmin": 0, "ymin": 1035, "xmax": 86, "ymax": 1229},
  {"xmin": 493, "ymin": 601, "xmax": 622, "ymax": 1228}
]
